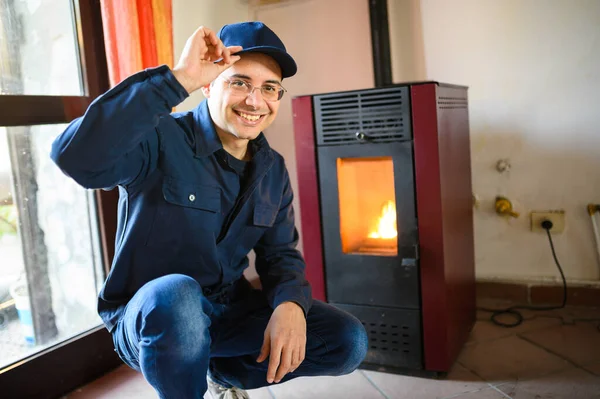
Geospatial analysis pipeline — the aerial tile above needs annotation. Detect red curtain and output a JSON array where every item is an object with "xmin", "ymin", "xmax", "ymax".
[{"xmin": 100, "ymin": 0, "xmax": 173, "ymax": 86}]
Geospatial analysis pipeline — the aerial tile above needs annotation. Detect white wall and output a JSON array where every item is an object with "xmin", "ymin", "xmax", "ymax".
[
  {"xmin": 172, "ymin": 0, "xmax": 600, "ymax": 285},
  {"xmin": 389, "ymin": 0, "xmax": 600, "ymax": 283},
  {"xmin": 172, "ymin": 0, "xmax": 251, "ymax": 111}
]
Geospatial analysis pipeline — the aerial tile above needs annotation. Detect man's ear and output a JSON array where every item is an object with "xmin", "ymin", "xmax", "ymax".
[{"xmin": 201, "ymin": 83, "xmax": 211, "ymax": 98}]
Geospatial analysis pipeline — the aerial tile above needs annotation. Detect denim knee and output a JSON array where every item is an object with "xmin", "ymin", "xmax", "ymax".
[
  {"xmin": 140, "ymin": 274, "xmax": 212, "ymax": 364},
  {"xmin": 331, "ymin": 316, "xmax": 369, "ymax": 375}
]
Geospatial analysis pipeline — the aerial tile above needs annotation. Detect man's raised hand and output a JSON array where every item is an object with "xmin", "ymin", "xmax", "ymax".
[{"xmin": 173, "ymin": 26, "xmax": 243, "ymax": 94}]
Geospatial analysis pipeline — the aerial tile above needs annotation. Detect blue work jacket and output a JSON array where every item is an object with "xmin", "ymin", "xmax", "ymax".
[{"xmin": 50, "ymin": 65, "xmax": 312, "ymax": 332}]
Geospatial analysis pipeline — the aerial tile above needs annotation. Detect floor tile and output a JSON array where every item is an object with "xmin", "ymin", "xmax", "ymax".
[
  {"xmin": 268, "ymin": 370, "xmax": 384, "ymax": 399},
  {"xmin": 63, "ymin": 365, "xmax": 273, "ymax": 399},
  {"xmin": 204, "ymin": 387, "xmax": 274, "ymax": 399},
  {"xmin": 64, "ymin": 366, "xmax": 156, "ymax": 398},
  {"xmin": 475, "ymin": 302, "xmax": 563, "ymax": 326},
  {"xmin": 549, "ymin": 306, "xmax": 600, "ymax": 323},
  {"xmin": 236, "ymin": 387, "xmax": 273, "ymax": 399},
  {"xmin": 477, "ymin": 310, "xmax": 494, "ymax": 321},
  {"xmin": 466, "ymin": 316, "xmax": 561, "ymax": 345},
  {"xmin": 584, "ymin": 361, "xmax": 600, "ymax": 377},
  {"xmin": 449, "ymin": 387, "xmax": 510, "ymax": 398},
  {"xmin": 476, "ymin": 298, "xmax": 515, "ymax": 309},
  {"xmin": 363, "ymin": 363, "xmax": 492, "ymax": 399},
  {"xmin": 493, "ymin": 367, "xmax": 600, "ymax": 399},
  {"xmin": 62, "ymin": 305, "xmax": 600, "ymax": 399},
  {"xmin": 519, "ymin": 323, "xmax": 600, "ymax": 367},
  {"xmin": 457, "ymin": 335, "xmax": 571, "ymax": 383},
  {"xmin": 204, "ymin": 386, "xmax": 273, "ymax": 399}
]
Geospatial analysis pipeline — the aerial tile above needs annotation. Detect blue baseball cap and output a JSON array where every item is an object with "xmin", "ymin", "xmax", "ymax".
[{"xmin": 217, "ymin": 22, "xmax": 297, "ymax": 78}]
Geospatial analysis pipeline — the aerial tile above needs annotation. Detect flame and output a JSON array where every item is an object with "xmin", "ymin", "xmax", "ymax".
[{"xmin": 368, "ymin": 200, "xmax": 397, "ymax": 239}]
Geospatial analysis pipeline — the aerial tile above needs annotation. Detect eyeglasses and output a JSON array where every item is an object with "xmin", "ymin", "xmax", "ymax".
[{"xmin": 221, "ymin": 78, "xmax": 287, "ymax": 102}]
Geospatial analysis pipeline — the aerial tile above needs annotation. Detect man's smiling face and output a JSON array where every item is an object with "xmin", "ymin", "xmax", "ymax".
[{"xmin": 204, "ymin": 53, "xmax": 283, "ymax": 141}]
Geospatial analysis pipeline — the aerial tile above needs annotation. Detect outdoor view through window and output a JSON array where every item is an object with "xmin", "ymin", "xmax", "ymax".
[{"xmin": 0, "ymin": 0, "xmax": 104, "ymax": 369}]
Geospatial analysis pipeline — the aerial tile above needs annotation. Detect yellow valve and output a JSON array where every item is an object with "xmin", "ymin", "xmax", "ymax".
[{"xmin": 495, "ymin": 196, "xmax": 519, "ymax": 218}]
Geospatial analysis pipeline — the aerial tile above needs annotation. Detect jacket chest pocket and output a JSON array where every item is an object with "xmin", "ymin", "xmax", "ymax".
[
  {"xmin": 227, "ymin": 203, "xmax": 279, "ymax": 267},
  {"xmin": 146, "ymin": 177, "xmax": 221, "ymax": 252},
  {"xmin": 253, "ymin": 204, "xmax": 278, "ymax": 228},
  {"xmin": 162, "ymin": 177, "xmax": 220, "ymax": 213},
  {"xmin": 240, "ymin": 204, "xmax": 278, "ymax": 250}
]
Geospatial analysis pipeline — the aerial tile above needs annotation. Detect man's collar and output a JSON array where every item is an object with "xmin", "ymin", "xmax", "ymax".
[
  {"xmin": 249, "ymin": 130, "xmax": 271, "ymax": 157},
  {"xmin": 193, "ymin": 100, "xmax": 223, "ymax": 158},
  {"xmin": 193, "ymin": 99, "xmax": 272, "ymax": 159}
]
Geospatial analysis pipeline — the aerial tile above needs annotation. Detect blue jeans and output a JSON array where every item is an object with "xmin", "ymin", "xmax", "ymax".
[{"xmin": 111, "ymin": 274, "xmax": 369, "ymax": 398}]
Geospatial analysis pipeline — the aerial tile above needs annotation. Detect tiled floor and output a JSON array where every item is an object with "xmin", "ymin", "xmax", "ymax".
[{"xmin": 63, "ymin": 304, "xmax": 600, "ymax": 399}]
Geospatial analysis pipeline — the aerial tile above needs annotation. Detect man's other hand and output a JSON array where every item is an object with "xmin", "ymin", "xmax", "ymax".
[
  {"xmin": 256, "ymin": 301, "xmax": 307, "ymax": 383},
  {"xmin": 173, "ymin": 26, "xmax": 243, "ymax": 94}
]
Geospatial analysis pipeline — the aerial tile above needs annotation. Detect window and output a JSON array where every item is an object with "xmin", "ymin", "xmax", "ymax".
[
  {"xmin": 0, "ymin": 1, "xmax": 120, "ymax": 396},
  {"xmin": 0, "ymin": 124, "xmax": 103, "ymax": 368}
]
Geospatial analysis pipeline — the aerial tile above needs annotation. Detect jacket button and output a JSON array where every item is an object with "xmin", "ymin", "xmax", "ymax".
[{"xmin": 189, "ymin": 194, "xmax": 196, "ymax": 202}]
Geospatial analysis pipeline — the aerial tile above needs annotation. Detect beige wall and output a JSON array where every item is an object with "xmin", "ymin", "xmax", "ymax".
[
  {"xmin": 387, "ymin": 0, "xmax": 426, "ymax": 82},
  {"xmin": 172, "ymin": 0, "xmax": 251, "ymax": 112},
  {"xmin": 396, "ymin": 0, "xmax": 600, "ymax": 283}
]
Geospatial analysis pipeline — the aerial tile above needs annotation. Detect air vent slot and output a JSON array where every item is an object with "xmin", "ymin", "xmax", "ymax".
[
  {"xmin": 438, "ymin": 95, "xmax": 468, "ymax": 109},
  {"xmin": 314, "ymin": 87, "xmax": 411, "ymax": 146},
  {"xmin": 363, "ymin": 322, "xmax": 413, "ymax": 354},
  {"xmin": 333, "ymin": 303, "xmax": 422, "ymax": 369}
]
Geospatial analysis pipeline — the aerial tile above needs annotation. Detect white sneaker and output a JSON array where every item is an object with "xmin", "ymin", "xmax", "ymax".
[{"xmin": 207, "ymin": 377, "xmax": 250, "ymax": 399}]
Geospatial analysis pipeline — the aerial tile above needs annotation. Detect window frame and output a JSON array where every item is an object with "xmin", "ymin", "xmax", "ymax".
[{"xmin": 0, "ymin": 1, "xmax": 121, "ymax": 397}]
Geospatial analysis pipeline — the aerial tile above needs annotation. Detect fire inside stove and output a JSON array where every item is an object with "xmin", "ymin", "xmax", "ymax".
[{"xmin": 336, "ymin": 156, "xmax": 398, "ymax": 256}]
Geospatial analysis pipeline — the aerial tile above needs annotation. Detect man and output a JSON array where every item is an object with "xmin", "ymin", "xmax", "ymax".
[{"xmin": 51, "ymin": 22, "xmax": 368, "ymax": 399}]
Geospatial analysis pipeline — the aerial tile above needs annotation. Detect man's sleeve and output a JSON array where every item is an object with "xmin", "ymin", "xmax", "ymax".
[
  {"xmin": 50, "ymin": 65, "xmax": 188, "ymax": 189},
  {"xmin": 253, "ymin": 168, "xmax": 313, "ymax": 317}
]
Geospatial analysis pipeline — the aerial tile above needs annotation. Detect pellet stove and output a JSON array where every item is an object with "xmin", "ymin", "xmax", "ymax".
[{"xmin": 292, "ymin": 82, "xmax": 475, "ymax": 374}]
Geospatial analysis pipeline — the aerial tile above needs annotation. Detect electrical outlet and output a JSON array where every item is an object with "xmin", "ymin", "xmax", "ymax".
[{"xmin": 530, "ymin": 210, "xmax": 565, "ymax": 233}]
